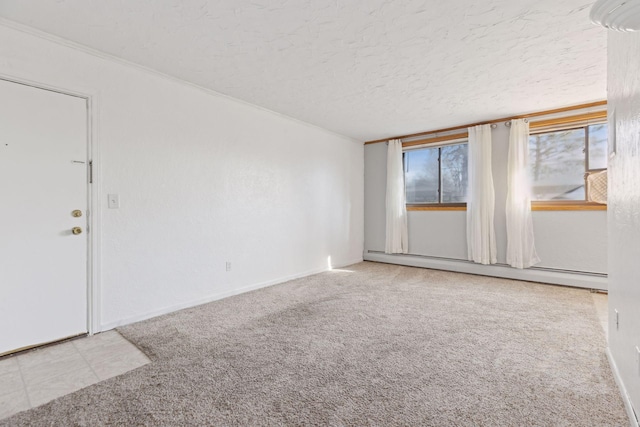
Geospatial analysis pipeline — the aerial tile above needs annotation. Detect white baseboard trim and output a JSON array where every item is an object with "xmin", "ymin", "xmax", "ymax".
[
  {"xmin": 333, "ymin": 257, "xmax": 365, "ymax": 269},
  {"xmin": 364, "ymin": 252, "xmax": 607, "ymax": 290},
  {"xmin": 99, "ymin": 257, "xmax": 363, "ymax": 331},
  {"xmin": 606, "ymin": 348, "xmax": 639, "ymax": 427}
]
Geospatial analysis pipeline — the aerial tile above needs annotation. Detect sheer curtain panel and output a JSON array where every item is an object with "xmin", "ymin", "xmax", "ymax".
[
  {"xmin": 466, "ymin": 124, "xmax": 497, "ymax": 264},
  {"xmin": 506, "ymin": 119, "xmax": 540, "ymax": 268},
  {"xmin": 385, "ymin": 139, "xmax": 409, "ymax": 254}
]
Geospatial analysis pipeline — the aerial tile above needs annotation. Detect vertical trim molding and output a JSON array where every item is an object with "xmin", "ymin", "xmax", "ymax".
[{"xmin": 606, "ymin": 348, "xmax": 640, "ymax": 427}]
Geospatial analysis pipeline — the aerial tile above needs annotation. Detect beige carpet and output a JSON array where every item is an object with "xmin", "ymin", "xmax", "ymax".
[{"xmin": 1, "ymin": 262, "xmax": 628, "ymax": 426}]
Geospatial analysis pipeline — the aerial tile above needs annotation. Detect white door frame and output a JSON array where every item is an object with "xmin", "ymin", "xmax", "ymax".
[{"xmin": 0, "ymin": 73, "xmax": 101, "ymax": 335}]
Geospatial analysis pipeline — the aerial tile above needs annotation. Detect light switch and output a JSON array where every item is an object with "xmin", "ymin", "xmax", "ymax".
[{"xmin": 108, "ymin": 194, "xmax": 120, "ymax": 209}]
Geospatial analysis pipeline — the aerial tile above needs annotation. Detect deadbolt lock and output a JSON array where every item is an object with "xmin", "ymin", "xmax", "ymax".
[
  {"xmin": 72, "ymin": 227, "xmax": 83, "ymax": 235},
  {"xmin": 72, "ymin": 210, "xmax": 82, "ymax": 217}
]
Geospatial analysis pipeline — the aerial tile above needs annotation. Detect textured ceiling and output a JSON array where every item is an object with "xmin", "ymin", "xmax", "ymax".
[{"xmin": 0, "ymin": 1, "xmax": 606, "ymax": 141}]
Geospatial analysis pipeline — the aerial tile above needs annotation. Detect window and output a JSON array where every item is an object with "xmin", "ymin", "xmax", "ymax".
[
  {"xmin": 528, "ymin": 123, "xmax": 607, "ymax": 202},
  {"xmin": 404, "ymin": 142, "xmax": 468, "ymax": 205}
]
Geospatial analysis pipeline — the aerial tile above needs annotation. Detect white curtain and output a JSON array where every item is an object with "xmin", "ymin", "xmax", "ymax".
[
  {"xmin": 506, "ymin": 119, "xmax": 540, "ymax": 269},
  {"xmin": 466, "ymin": 124, "xmax": 497, "ymax": 265},
  {"xmin": 385, "ymin": 139, "xmax": 408, "ymax": 254}
]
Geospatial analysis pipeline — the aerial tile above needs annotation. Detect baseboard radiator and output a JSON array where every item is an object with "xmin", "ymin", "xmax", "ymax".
[{"xmin": 364, "ymin": 251, "xmax": 607, "ymax": 290}]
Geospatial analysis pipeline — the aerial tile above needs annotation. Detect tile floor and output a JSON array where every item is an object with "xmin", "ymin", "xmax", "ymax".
[{"xmin": 0, "ymin": 330, "xmax": 150, "ymax": 420}]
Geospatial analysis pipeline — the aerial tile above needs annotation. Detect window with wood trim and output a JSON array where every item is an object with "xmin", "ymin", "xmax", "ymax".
[
  {"xmin": 404, "ymin": 142, "xmax": 468, "ymax": 205},
  {"xmin": 529, "ymin": 123, "xmax": 607, "ymax": 202}
]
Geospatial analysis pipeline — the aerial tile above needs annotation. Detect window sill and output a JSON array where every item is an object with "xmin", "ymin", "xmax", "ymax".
[
  {"xmin": 407, "ymin": 204, "xmax": 466, "ymax": 211},
  {"xmin": 531, "ymin": 202, "xmax": 607, "ymax": 211},
  {"xmin": 406, "ymin": 202, "xmax": 607, "ymax": 212}
]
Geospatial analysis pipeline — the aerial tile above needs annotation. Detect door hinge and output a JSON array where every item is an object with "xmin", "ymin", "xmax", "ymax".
[{"xmin": 89, "ymin": 160, "xmax": 93, "ymax": 184}]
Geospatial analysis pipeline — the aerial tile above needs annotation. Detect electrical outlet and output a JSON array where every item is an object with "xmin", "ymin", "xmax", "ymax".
[
  {"xmin": 226, "ymin": 262, "xmax": 231, "ymax": 272},
  {"xmin": 615, "ymin": 309, "xmax": 619, "ymax": 330}
]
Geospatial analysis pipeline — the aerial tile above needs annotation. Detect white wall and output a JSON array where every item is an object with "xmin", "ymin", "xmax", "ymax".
[
  {"xmin": 607, "ymin": 29, "xmax": 640, "ymax": 420},
  {"xmin": 0, "ymin": 23, "xmax": 364, "ymax": 330},
  {"xmin": 364, "ymin": 124, "xmax": 608, "ymax": 287}
]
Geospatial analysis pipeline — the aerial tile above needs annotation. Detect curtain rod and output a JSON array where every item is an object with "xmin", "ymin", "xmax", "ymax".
[
  {"xmin": 364, "ymin": 100, "xmax": 607, "ymax": 145},
  {"xmin": 396, "ymin": 110, "xmax": 607, "ymax": 149}
]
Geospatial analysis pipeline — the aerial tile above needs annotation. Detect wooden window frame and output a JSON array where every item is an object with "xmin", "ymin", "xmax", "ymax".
[
  {"xmin": 529, "ymin": 122, "xmax": 607, "ymax": 211},
  {"xmin": 407, "ymin": 203, "xmax": 466, "ymax": 211},
  {"xmin": 404, "ymin": 142, "xmax": 468, "ymax": 211},
  {"xmin": 393, "ymin": 106, "xmax": 609, "ymax": 213},
  {"xmin": 531, "ymin": 201, "xmax": 606, "ymax": 211}
]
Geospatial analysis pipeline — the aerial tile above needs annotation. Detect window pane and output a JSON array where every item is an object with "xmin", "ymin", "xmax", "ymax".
[
  {"xmin": 529, "ymin": 129, "xmax": 585, "ymax": 201},
  {"xmin": 588, "ymin": 123, "xmax": 608, "ymax": 170},
  {"xmin": 405, "ymin": 148, "xmax": 439, "ymax": 203},
  {"xmin": 441, "ymin": 144, "xmax": 468, "ymax": 203}
]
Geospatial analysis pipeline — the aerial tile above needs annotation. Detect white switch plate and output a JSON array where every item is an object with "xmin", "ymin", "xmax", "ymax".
[{"xmin": 108, "ymin": 194, "xmax": 120, "ymax": 209}]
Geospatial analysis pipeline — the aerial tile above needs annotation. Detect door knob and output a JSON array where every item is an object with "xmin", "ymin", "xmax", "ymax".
[{"xmin": 71, "ymin": 227, "xmax": 82, "ymax": 235}]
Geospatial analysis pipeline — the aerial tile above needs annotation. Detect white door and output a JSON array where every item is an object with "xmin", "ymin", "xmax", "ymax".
[{"xmin": 0, "ymin": 79, "xmax": 88, "ymax": 356}]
